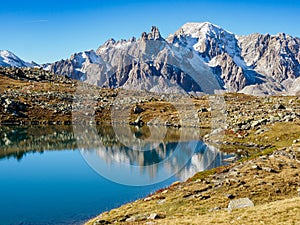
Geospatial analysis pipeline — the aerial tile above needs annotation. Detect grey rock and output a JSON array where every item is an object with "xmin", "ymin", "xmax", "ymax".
[
  {"xmin": 93, "ymin": 219, "xmax": 111, "ymax": 225},
  {"xmin": 228, "ymin": 198, "xmax": 254, "ymax": 211},
  {"xmin": 275, "ymin": 104, "xmax": 286, "ymax": 110},
  {"xmin": 130, "ymin": 116, "xmax": 144, "ymax": 127},
  {"xmin": 262, "ymin": 167, "xmax": 277, "ymax": 173},
  {"xmin": 226, "ymin": 194, "xmax": 235, "ymax": 199},
  {"xmin": 147, "ymin": 213, "xmax": 165, "ymax": 220},
  {"xmin": 133, "ymin": 105, "xmax": 144, "ymax": 114},
  {"xmin": 251, "ymin": 120, "xmax": 261, "ymax": 128},
  {"xmin": 198, "ymin": 107, "xmax": 208, "ymax": 113}
]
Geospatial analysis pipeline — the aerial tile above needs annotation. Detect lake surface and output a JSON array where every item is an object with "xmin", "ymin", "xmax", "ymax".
[{"xmin": 0, "ymin": 125, "xmax": 232, "ymax": 225}]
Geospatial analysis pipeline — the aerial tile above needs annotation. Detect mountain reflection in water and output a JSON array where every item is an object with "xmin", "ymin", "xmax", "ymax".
[
  {"xmin": 75, "ymin": 124, "xmax": 231, "ymax": 185},
  {"xmin": 0, "ymin": 125, "xmax": 231, "ymax": 183}
]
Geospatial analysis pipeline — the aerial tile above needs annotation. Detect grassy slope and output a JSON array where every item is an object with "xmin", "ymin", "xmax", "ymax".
[{"xmin": 86, "ymin": 122, "xmax": 300, "ymax": 225}]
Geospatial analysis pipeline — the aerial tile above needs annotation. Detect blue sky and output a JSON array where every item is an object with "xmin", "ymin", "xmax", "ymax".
[{"xmin": 1, "ymin": 0, "xmax": 299, "ymax": 64}]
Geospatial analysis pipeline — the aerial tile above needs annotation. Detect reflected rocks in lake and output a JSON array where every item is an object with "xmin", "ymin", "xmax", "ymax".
[
  {"xmin": 0, "ymin": 126, "xmax": 77, "ymax": 160},
  {"xmin": 0, "ymin": 124, "xmax": 231, "ymax": 185}
]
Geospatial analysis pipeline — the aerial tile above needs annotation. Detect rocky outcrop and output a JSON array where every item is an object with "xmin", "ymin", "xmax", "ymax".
[
  {"xmin": 237, "ymin": 33, "xmax": 300, "ymax": 82},
  {"xmin": 141, "ymin": 26, "xmax": 162, "ymax": 41}
]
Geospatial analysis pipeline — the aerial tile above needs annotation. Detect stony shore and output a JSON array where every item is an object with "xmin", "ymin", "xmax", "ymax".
[
  {"xmin": 1, "ymin": 67, "xmax": 300, "ymax": 129},
  {"xmin": 0, "ymin": 67, "xmax": 300, "ymax": 224}
]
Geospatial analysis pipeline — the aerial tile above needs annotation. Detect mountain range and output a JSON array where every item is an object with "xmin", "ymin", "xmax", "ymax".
[{"xmin": 1, "ymin": 22, "xmax": 300, "ymax": 95}]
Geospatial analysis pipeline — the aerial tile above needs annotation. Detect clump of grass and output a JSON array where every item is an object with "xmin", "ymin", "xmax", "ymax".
[{"xmin": 187, "ymin": 165, "xmax": 230, "ymax": 182}]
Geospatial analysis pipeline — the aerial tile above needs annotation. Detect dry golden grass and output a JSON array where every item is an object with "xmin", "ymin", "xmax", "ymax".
[{"xmin": 158, "ymin": 197, "xmax": 300, "ymax": 225}]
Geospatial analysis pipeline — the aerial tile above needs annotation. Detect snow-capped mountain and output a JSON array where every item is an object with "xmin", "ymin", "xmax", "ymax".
[
  {"xmin": 47, "ymin": 22, "xmax": 300, "ymax": 95},
  {"xmin": 0, "ymin": 50, "xmax": 38, "ymax": 68},
  {"xmin": 2, "ymin": 22, "xmax": 299, "ymax": 96},
  {"xmin": 50, "ymin": 26, "xmax": 220, "ymax": 94}
]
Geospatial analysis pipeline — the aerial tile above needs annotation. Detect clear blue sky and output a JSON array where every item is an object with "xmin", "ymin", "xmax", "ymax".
[{"xmin": 1, "ymin": 0, "xmax": 299, "ymax": 64}]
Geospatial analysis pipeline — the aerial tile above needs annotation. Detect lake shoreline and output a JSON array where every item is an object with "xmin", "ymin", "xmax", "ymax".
[{"xmin": 85, "ymin": 121, "xmax": 300, "ymax": 224}]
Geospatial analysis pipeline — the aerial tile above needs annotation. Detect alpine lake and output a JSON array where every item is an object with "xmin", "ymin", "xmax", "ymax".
[{"xmin": 0, "ymin": 125, "xmax": 232, "ymax": 225}]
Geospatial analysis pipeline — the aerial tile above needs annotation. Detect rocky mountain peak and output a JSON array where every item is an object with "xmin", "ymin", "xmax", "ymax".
[
  {"xmin": 104, "ymin": 38, "xmax": 116, "ymax": 46},
  {"xmin": 177, "ymin": 22, "xmax": 231, "ymax": 38},
  {"xmin": 141, "ymin": 26, "xmax": 162, "ymax": 41}
]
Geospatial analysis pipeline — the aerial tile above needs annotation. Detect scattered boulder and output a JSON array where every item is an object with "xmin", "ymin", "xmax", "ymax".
[
  {"xmin": 226, "ymin": 194, "xmax": 235, "ymax": 199},
  {"xmin": 125, "ymin": 214, "xmax": 148, "ymax": 222},
  {"xmin": 93, "ymin": 219, "xmax": 111, "ymax": 225},
  {"xmin": 228, "ymin": 198, "xmax": 254, "ymax": 211},
  {"xmin": 147, "ymin": 213, "xmax": 166, "ymax": 220},
  {"xmin": 198, "ymin": 107, "xmax": 208, "ymax": 113},
  {"xmin": 251, "ymin": 120, "xmax": 261, "ymax": 128},
  {"xmin": 133, "ymin": 105, "xmax": 144, "ymax": 114},
  {"xmin": 274, "ymin": 104, "xmax": 286, "ymax": 110},
  {"xmin": 130, "ymin": 116, "xmax": 144, "ymax": 127},
  {"xmin": 262, "ymin": 167, "xmax": 277, "ymax": 173}
]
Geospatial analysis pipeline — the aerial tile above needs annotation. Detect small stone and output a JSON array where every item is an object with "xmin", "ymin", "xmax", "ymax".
[
  {"xmin": 274, "ymin": 104, "xmax": 286, "ymax": 110},
  {"xmin": 130, "ymin": 115, "xmax": 144, "ymax": 127},
  {"xmin": 162, "ymin": 190, "xmax": 168, "ymax": 194},
  {"xmin": 145, "ymin": 222, "xmax": 157, "ymax": 225},
  {"xmin": 199, "ymin": 195, "xmax": 211, "ymax": 200},
  {"xmin": 144, "ymin": 196, "xmax": 153, "ymax": 202},
  {"xmin": 228, "ymin": 198, "xmax": 254, "ymax": 211},
  {"xmin": 157, "ymin": 199, "xmax": 166, "ymax": 204},
  {"xmin": 275, "ymin": 188, "xmax": 281, "ymax": 193},
  {"xmin": 226, "ymin": 194, "xmax": 235, "ymax": 199},
  {"xmin": 251, "ymin": 120, "xmax": 261, "ymax": 128},
  {"xmin": 93, "ymin": 219, "xmax": 111, "ymax": 225},
  {"xmin": 147, "ymin": 213, "xmax": 165, "ymax": 220},
  {"xmin": 133, "ymin": 105, "xmax": 143, "ymax": 114},
  {"xmin": 198, "ymin": 108, "xmax": 208, "ymax": 113},
  {"xmin": 262, "ymin": 167, "xmax": 277, "ymax": 173},
  {"xmin": 208, "ymin": 206, "xmax": 221, "ymax": 212},
  {"xmin": 125, "ymin": 217, "xmax": 136, "ymax": 222},
  {"xmin": 293, "ymin": 139, "xmax": 300, "ymax": 144},
  {"xmin": 183, "ymin": 193, "xmax": 193, "ymax": 198},
  {"xmin": 251, "ymin": 165, "xmax": 261, "ymax": 170},
  {"xmin": 170, "ymin": 181, "xmax": 180, "ymax": 186}
]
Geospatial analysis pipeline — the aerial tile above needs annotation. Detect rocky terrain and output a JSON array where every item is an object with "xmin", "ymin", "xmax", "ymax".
[
  {"xmin": 0, "ymin": 66, "xmax": 116, "ymax": 125},
  {"xmin": 1, "ymin": 67, "xmax": 300, "ymax": 128}
]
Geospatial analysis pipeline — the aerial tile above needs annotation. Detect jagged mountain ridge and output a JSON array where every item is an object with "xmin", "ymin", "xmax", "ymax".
[
  {"xmin": 169, "ymin": 22, "xmax": 300, "ymax": 94},
  {"xmin": 50, "ymin": 26, "xmax": 220, "ymax": 94},
  {"xmin": 48, "ymin": 22, "xmax": 300, "ymax": 95}
]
